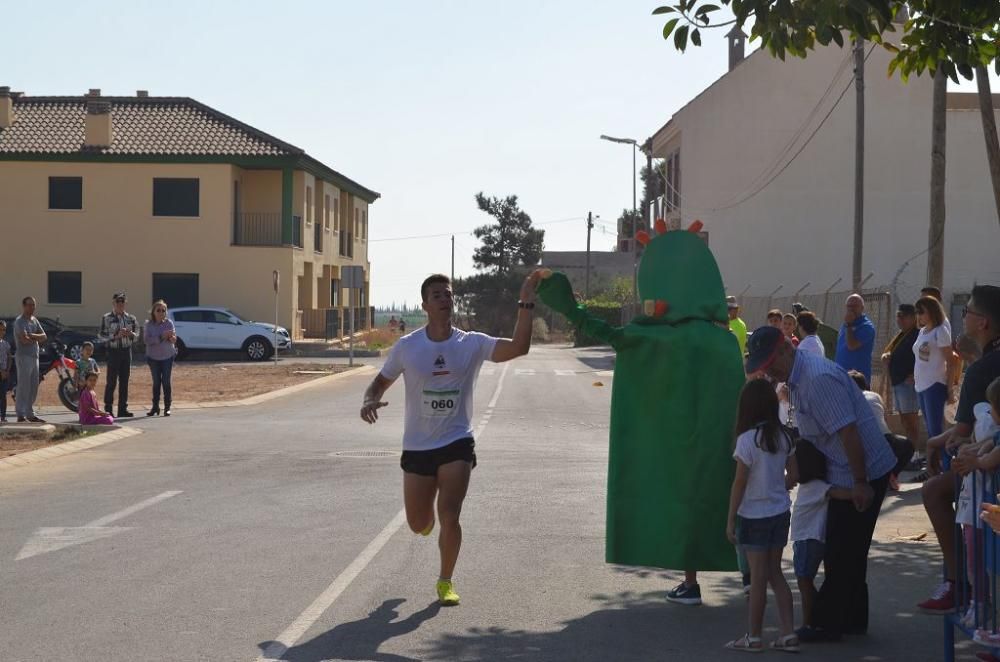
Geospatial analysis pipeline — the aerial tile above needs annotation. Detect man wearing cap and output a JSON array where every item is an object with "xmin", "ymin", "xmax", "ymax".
[
  {"xmin": 727, "ymin": 296, "xmax": 747, "ymax": 356},
  {"xmin": 835, "ymin": 294, "xmax": 877, "ymax": 384},
  {"xmin": 746, "ymin": 326, "xmax": 896, "ymax": 641},
  {"xmin": 99, "ymin": 292, "xmax": 138, "ymax": 417}
]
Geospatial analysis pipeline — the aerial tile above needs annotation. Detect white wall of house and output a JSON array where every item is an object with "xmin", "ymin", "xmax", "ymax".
[{"xmin": 652, "ymin": 43, "xmax": 1000, "ymax": 309}]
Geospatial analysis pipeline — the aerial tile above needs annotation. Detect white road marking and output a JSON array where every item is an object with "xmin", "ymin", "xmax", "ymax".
[
  {"xmin": 514, "ymin": 368, "xmax": 535, "ymax": 376},
  {"xmin": 554, "ymin": 369, "xmax": 576, "ymax": 376},
  {"xmin": 255, "ymin": 509, "xmax": 408, "ymax": 662},
  {"xmin": 257, "ymin": 361, "xmax": 514, "ymax": 660},
  {"xmin": 487, "ymin": 362, "xmax": 511, "ymax": 410},
  {"xmin": 16, "ymin": 491, "xmax": 182, "ymax": 561}
]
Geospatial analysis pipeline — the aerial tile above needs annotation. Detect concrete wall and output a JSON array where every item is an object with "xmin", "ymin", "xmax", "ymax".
[
  {"xmin": 541, "ymin": 250, "xmax": 634, "ymax": 297},
  {"xmin": 650, "ymin": 44, "xmax": 1000, "ymax": 308}
]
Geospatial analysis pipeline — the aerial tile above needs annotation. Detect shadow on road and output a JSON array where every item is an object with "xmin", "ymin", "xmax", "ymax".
[{"xmin": 259, "ymin": 598, "xmax": 440, "ymax": 662}]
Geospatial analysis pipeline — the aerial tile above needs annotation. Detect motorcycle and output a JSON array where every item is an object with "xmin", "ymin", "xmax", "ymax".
[{"xmin": 45, "ymin": 342, "xmax": 81, "ymax": 412}]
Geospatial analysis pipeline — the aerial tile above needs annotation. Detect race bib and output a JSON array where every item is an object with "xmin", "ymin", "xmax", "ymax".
[{"xmin": 422, "ymin": 389, "xmax": 459, "ymax": 417}]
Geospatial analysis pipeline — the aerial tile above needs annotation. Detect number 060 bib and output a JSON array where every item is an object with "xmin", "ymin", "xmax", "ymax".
[{"xmin": 422, "ymin": 389, "xmax": 460, "ymax": 417}]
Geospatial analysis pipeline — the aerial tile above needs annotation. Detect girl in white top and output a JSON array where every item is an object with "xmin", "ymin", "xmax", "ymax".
[
  {"xmin": 913, "ymin": 296, "xmax": 953, "ymax": 445},
  {"xmin": 725, "ymin": 378, "xmax": 798, "ymax": 653}
]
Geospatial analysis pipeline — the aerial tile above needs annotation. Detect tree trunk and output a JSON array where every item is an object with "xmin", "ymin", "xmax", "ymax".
[
  {"xmin": 926, "ymin": 68, "xmax": 947, "ymax": 289},
  {"xmin": 975, "ymin": 65, "xmax": 1000, "ymax": 226}
]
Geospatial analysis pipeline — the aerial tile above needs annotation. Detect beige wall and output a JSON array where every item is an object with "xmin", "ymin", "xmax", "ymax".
[
  {"xmin": 651, "ymin": 44, "xmax": 1000, "ymax": 307},
  {"xmin": 0, "ymin": 160, "xmax": 373, "ymax": 337},
  {"xmin": 0, "ymin": 161, "xmax": 295, "ymax": 330}
]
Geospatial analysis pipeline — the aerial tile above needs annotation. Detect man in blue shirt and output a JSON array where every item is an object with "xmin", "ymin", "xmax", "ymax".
[
  {"xmin": 747, "ymin": 326, "xmax": 896, "ymax": 642},
  {"xmin": 835, "ymin": 294, "xmax": 876, "ymax": 384}
]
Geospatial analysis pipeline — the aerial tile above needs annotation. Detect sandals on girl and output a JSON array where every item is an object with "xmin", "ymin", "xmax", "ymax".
[
  {"xmin": 771, "ymin": 634, "xmax": 801, "ymax": 653},
  {"xmin": 724, "ymin": 634, "xmax": 763, "ymax": 653}
]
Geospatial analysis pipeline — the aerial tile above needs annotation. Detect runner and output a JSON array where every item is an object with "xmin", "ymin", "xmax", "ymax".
[{"xmin": 360, "ymin": 271, "xmax": 543, "ymax": 606}]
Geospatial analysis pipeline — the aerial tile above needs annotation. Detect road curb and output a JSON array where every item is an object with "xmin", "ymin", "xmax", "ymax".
[
  {"xmin": 0, "ymin": 426, "xmax": 143, "ymax": 472},
  {"xmin": 171, "ymin": 363, "xmax": 376, "ymax": 409}
]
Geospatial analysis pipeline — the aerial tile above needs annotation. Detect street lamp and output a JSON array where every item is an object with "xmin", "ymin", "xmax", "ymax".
[{"xmin": 600, "ymin": 134, "xmax": 639, "ymax": 303}]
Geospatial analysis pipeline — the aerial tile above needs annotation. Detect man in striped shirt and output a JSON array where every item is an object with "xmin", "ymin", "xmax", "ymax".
[{"xmin": 746, "ymin": 326, "xmax": 896, "ymax": 641}]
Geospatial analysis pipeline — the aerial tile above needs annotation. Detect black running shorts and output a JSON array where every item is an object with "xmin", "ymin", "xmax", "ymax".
[{"xmin": 400, "ymin": 437, "xmax": 477, "ymax": 476}]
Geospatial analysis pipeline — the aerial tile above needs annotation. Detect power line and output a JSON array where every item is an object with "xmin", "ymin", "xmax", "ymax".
[{"xmin": 369, "ymin": 216, "xmax": 584, "ymax": 243}]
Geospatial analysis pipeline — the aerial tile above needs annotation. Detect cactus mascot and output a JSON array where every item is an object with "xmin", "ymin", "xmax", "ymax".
[{"xmin": 538, "ymin": 221, "xmax": 744, "ymax": 570}]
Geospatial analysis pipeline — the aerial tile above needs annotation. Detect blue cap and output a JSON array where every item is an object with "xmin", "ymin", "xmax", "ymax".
[{"xmin": 745, "ymin": 326, "xmax": 785, "ymax": 374}]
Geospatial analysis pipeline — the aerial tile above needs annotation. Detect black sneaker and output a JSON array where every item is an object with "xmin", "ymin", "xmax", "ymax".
[
  {"xmin": 118, "ymin": 410, "xmax": 135, "ymax": 418},
  {"xmin": 742, "ymin": 574, "xmax": 752, "ymax": 596},
  {"xmin": 909, "ymin": 470, "xmax": 930, "ymax": 483},
  {"xmin": 665, "ymin": 582, "xmax": 702, "ymax": 605}
]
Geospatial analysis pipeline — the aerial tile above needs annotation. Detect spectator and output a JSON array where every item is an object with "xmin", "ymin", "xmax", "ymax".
[
  {"xmin": 796, "ymin": 312, "xmax": 825, "ymax": 358},
  {"xmin": 795, "ymin": 303, "xmax": 839, "ymax": 361},
  {"xmin": 724, "ymin": 378, "xmax": 798, "ymax": 652},
  {"xmin": 917, "ymin": 285, "xmax": 1000, "ymax": 614},
  {"xmin": 74, "ymin": 341, "xmax": 99, "ymax": 392},
  {"xmin": 727, "ymin": 296, "xmax": 748, "ymax": 356},
  {"xmin": 767, "ymin": 309, "xmax": 783, "ymax": 329},
  {"xmin": 848, "ymin": 369, "xmax": 914, "ymax": 491},
  {"xmin": 78, "ymin": 372, "xmax": 114, "ymax": 425},
  {"xmin": 790, "ymin": 440, "xmax": 851, "ymax": 638},
  {"xmin": 99, "ymin": 292, "xmax": 138, "ymax": 418},
  {"xmin": 914, "ymin": 296, "xmax": 953, "ymax": 455},
  {"xmin": 144, "ymin": 299, "xmax": 177, "ymax": 417},
  {"xmin": 745, "ymin": 326, "xmax": 896, "ymax": 641},
  {"xmin": 13, "ymin": 296, "xmax": 47, "ymax": 423},
  {"xmin": 389, "ymin": 315, "xmax": 399, "ymax": 333},
  {"xmin": 882, "ymin": 304, "xmax": 923, "ymax": 467},
  {"xmin": 835, "ymin": 294, "xmax": 877, "ymax": 384},
  {"xmin": 0, "ymin": 320, "xmax": 9, "ymax": 423},
  {"xmin": 399, "ymin": 318, "xmax": 407, "ymax": 334},
  {"xmin": 921, "ymin": 286, "xmax": 952, "ymax": 335},
  {"xmin": 781, "ymin": 313, "xmax": 800, "ymax": 347}
]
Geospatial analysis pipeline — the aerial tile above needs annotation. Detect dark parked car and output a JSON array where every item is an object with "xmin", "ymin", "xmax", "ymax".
[{"xmin": 2, "ymin": 316, "xmax": 105, "ymax": 363}]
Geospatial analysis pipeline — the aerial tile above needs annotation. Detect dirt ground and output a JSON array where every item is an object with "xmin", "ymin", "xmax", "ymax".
[
  {"xmin": 0, "ymin": 426, "xmax": 94, "ymax": 459},
  {"xmin": 27, "ymin": 361, "xmax": 355, "ymax": 409}
]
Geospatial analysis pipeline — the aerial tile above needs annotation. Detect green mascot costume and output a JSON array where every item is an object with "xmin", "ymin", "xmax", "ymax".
[{"xmin": 538, "ymin": 221, "xmax": 744, "ymax": 570}]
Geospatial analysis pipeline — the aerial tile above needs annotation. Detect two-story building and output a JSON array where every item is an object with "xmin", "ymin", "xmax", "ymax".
[{"xmin": 0, "ymin": 87, "xmax": 378, "ymax": 340}]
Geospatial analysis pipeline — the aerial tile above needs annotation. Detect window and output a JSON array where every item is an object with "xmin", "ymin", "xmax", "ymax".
[
  {"xmin": 49, "ymin": 177, "xmax": 82, "ymax": 210},
  {"xmin": 306, "ymin": 186, "xmax": 313, "ymax": 226},
  {"xmin": 207, "ymin": 311, "xmax": 237, "ymax": 324},
  {"xmin": 173, "ymin": 310, "xmax": 204, "ymax": 323},
  {"xmin": 324, "ymin": 194, "xmax": 331, "ymax": 229},
  {"xmin": 355, "ymin": 208, "xmax": 360, "ymax": 238},
  {"xmin": 153, "ymin": 178, "xmax": 200, "ymax": 217},
  {"xmin": 48, "ymin": 271, "xmax": 82, "ymax": 304},
  {"xmin": 362, "ymin": 210, "xmax": 367, "ymax": 239},
  {"xmin": 664, "ymin": 150, "xmax": 681, "ymax": 213},
  {"xmin": 152, "ymin": 273, "xmax": 199, "ymax": 307},
  {"xmin": 334, "ymin": 199, "xmax": 340, "ymax": 231}
]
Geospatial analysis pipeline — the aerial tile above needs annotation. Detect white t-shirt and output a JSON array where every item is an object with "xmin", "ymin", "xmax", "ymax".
[
  {"xmin": 380, "ymin": 327, "xmax": 498, "ymax": 451},
  {"xmin": 791, "ymin": 480, "xmax": 832, "ymax": 543},
  {"xmin": 733, "ymin": 426, "xmax": 794, "ymax": 519},
  {"xmin": 798, "ymin": 334, "xmax": 825, "ymax": 358},
  {"xmin": 913, "ymin": 325, "xmax": 952, "ymax": 392},
  {"xmin": 863, "ymin": 391, "xmax": 891, "ymax": 436}
]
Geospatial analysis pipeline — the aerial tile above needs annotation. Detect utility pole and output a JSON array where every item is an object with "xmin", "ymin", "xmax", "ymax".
[
  {"xmin": 585, "ymin": 211, "xmax": 593, "ymax": 299},
  {"xmin": 451, "ymin": 235, "xmax": 455, "ymax": 282},
  {"xmin": 631, "ymin": 143, "xmax": 638, "ymax": 304},
  {"xmin": 852, "ymin": 38, "xmax": 865, "ymax": 291}
]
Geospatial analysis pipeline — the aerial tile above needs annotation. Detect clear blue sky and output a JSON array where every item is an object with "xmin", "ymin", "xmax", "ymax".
[{"xmin": 6, "ymin": 1, "xmax": 993, "ymax": 308}]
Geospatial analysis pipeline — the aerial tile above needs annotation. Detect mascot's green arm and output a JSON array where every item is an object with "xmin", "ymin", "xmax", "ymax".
[{"xmin": 537, "ymin": 272, "xmax": 626, "ymax": 349}]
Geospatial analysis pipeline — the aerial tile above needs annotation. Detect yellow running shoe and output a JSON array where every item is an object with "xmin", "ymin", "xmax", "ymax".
[
  {"xmin": 436, "ymin": 579, "xmax": 460, "ymax": 606},
  {"xmin": 420, "ymin": 518, "xmax": 435, "ymax": 536}
]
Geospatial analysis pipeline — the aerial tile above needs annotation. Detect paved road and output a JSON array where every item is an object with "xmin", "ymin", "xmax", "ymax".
[{"xmin": 0, "ymin": 345, "xmax": 974, "ymax": 661}]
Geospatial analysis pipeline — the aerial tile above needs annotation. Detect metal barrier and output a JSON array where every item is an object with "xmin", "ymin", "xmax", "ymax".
[{"xmin": 945, "ymin": 469, "xmax": 1000, "ymax": 661}]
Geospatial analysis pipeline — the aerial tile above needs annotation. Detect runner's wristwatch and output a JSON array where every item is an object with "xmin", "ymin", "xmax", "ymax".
[{"xmin": 518, "ymin": 300, "xmax": 535, "ymax": 309}]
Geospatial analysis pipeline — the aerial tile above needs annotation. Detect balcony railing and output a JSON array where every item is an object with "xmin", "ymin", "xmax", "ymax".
[{"xmin": 234, "ymin": 212, "xmax": 303, "ymax": 248}]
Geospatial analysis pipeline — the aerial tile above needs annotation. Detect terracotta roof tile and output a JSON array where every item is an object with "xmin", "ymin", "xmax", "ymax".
[{"xmin": 0, "ymin": 96, "xmax": 301, "ymax": 157}]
